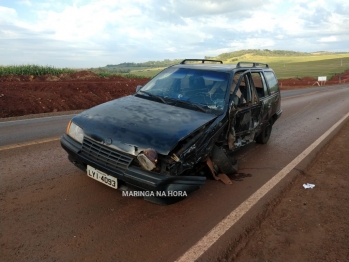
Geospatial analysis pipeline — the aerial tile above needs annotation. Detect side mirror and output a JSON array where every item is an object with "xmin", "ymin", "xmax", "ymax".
[{"xmin": 136, "ymin": 85, "xmax": 142, "ymax": 92}]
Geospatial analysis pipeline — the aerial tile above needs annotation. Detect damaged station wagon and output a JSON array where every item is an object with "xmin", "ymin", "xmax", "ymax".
[{"xmin": 61, "ymin": 59, "xmax": 282, "ymax": 203}]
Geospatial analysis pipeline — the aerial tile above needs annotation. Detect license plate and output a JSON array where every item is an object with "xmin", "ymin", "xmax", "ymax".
[{"xmin": 87, "ymin": 165, "xmax": 118, "ymax": 189}]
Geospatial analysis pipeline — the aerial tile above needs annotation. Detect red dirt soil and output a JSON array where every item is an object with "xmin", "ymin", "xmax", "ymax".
[
  {"xmin": 278, "ymin": 72, "xmax": 349, "ymax": 89},
  {"xmin": 1, "ymin": 70, "xmax": 348, "ymax": 118},
  {"xmin": 0, "ymin": 71, "xmax": 149, "ymax": 118},
  {"xmin": 222, "ymin": 120, "xmax": 349, "ymax": 262}
]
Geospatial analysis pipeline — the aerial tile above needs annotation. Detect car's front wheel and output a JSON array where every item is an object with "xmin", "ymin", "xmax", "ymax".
[{"xmin": 256, "ymin": 121, "xmax": 272, "ymax": 144}]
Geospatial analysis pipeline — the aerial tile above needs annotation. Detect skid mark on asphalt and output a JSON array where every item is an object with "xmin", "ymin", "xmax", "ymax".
[
  {"xmin": 279, "ymin": 99, "xmax": 319, "ymax": 124},
  {"xmin": 0, "ymin": 137, "xmax": 60, "ymax": 151}
]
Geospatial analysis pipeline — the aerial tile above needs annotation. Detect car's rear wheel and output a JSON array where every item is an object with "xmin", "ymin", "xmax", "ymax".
[
  {"xmin": 256, "ymin": 121, "xmax": 272, "ymax": 144},
  {"xmin": 211, "ymin": 146, "xmax": 239, "ymax": 175}
]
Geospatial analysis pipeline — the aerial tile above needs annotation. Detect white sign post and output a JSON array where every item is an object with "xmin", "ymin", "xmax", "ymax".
[{"xmin": 318, "ymin": 76, "xmax": 327, "ymax": 86}]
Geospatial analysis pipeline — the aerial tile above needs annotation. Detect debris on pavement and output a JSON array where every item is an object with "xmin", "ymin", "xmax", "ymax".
[{"xmin": 303, "ymin": 183, "xmax": 315, "ymax": 189}]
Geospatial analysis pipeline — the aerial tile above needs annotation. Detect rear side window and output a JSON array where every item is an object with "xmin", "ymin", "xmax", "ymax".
[
  {"xmin": 263, "ymin": 71, "xmax": 279, "ymax": 95},
  {"xmin": 251, "ymin": 72, "xmax": 268, "ymax": 98}
]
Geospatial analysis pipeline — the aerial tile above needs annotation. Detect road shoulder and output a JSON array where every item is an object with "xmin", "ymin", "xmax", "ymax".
[{"xmin": 223, "ymin": 120, "xmax": 349, "ymax": 262}]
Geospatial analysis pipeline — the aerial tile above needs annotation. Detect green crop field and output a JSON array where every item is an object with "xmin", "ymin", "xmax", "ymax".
[
  {"xmin": 220, "ymin": 53, "xmax": 349, "ymax": 79},
  {"xmin": 129, "ymin": 68, "xmax": 164, "ymax": 78},
  {"xmin": 0, "ymin": 65, "xmax": 75, "ymax": 76},
  {"xmin": 2, "ymin": 51, "xmax": 348, "ymax": 80},
  {"xmin": 269, "ymin": 57, "xmax": 349, "ymax": 79},
  {"xmin": 124, "ymin": 53, "xmax": 349, "ymax": 79}
]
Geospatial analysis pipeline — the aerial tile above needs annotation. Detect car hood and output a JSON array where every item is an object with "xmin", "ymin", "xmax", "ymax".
[{"xmin": 72, "ymin": 95, "xmax": 217, "ymax": 155}]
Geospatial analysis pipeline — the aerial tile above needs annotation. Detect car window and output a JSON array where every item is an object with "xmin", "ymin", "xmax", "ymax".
[
  {"xmin": 230, "ymin": 72, "xmax": 241, "ymax": 94},
  {"xmin": 140, "ymin": 68, "xmax": 229, "ymax": 112},
  {"xmin": 231, "ymin": 72, "xmax": 252, "ymax": 105},
  {"xmin": 263, "ymin": 71, "xmax": 279, "ymax": 95},
  {"xmin": 241, "ymin": 75, "xmax": 252, "ymax": 102},
  {"xmin": 251, "ymin": 72, "xmax": 268, "ymax": 98}
]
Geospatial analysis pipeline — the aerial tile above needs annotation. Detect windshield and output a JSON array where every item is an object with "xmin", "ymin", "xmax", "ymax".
[{"xmin": 139, "ymin": 68, "xmax": 229, "ymax": 113}]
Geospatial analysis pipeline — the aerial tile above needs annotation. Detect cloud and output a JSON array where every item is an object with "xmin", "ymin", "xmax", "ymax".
[
  {"xmin": 0, "ymin": 6, "xmax": 18, "ymax": 22},
  {"xmin": 0, "ymin": 0, "xmax": 348, "ymax": 67},
  {"xmin": 18, "ymin": 0, "xmax": 32, "ymax": 6},
  {"xmin": 318, "ymin": 36, "xmax": 338, "ymax": 43},
  {"xmin": 171, "ymin": 0, "xmax": 267, "ymax": 17}
]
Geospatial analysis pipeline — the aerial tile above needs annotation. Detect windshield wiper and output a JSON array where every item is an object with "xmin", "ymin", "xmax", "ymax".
[
  {"xmin": 139, "ymin": 91, "xmax": 167, "ymax": 104},
  {"xmin": 172, "ymin": 99, "xmax": 207, "ymax": 113}
]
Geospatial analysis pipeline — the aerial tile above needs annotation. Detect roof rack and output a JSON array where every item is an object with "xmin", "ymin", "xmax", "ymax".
[
  {"xmin": 180, "ymin": 59, "xmax": 223, "ymax": 64},
  {"xmin": 236, "ymin": 62, "xmax": 269, "ymax": 68}
]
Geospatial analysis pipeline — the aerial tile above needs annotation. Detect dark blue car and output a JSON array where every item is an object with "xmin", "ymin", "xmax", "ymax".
[{"xmin": 61, "ymin": 59, "xmax": 282, "ymax": 204}]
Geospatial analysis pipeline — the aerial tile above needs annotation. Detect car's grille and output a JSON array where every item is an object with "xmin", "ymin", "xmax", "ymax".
[{"xmin": 81, "ymin": 137, "xmax": 133, "ymax": 172}]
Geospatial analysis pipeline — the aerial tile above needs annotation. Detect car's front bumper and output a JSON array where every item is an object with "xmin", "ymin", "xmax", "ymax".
[{"xmin": 60, "ymin": 134, "xmax": 205, "ymax": 200}]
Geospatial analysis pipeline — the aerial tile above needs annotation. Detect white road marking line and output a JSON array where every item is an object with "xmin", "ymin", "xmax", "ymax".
[
  {"xmin": 0, "ymin": 137, "xmax": 60, "ymax": 151},
  {"xmin": 175, "ymin": 112, "xmax": 349, "ymax": 262},
  {"xmin": 0, "ymin": 114, "xmax": 75, "ymax": 124}
]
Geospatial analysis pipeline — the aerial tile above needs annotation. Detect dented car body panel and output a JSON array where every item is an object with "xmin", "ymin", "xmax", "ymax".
[
  {"xmin": 72, "ymin": 95, "xmax": 217, "ymax": 155},
  {"xmin": 60, "ymin": 59, "xmax": 282, "ymax": 202}
]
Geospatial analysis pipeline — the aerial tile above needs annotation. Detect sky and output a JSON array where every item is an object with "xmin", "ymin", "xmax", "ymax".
[{"xmin": 0, "ymin": 0, "xmax": 348, "ymax": 68}]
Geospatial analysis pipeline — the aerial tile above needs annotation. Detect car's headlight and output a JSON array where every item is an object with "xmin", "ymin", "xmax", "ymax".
[
  {"xmin": 66, "ymin": 120, "xmax": 84, "ymax": 143},
  {"xmin": 137, "ymin": 148, "xmax": 158, "ymax": 171}
]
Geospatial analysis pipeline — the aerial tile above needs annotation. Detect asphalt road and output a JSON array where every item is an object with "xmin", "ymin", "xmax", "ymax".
[
  {"xmin": 0, "ymin": 85, "xmax": 347, "ymax": 147},
  {"xmin": 1, "ymin": 85, "xmax": 348, "ymax": 262}
]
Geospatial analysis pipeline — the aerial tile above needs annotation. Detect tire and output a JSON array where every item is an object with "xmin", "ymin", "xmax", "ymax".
[
  {"xmin": 211, "ymin": 146, "xmax": 239, "ymax": 175},
  {"xmin": 256, "ymin": 121, "xmax": 272, "ymax": 144}
]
